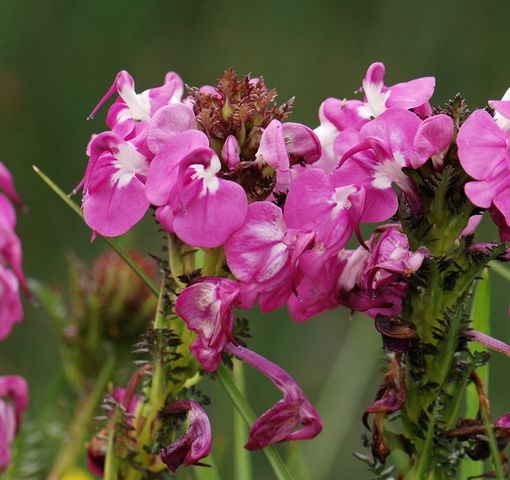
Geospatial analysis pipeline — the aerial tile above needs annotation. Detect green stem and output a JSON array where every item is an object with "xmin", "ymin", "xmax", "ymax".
[
  {"xmin": 233, "ymin": 360, "xmax": 253, "ymax": 480},
  {"xmin": 48, "ymin": 354, "xmax": 115, "ymax": 479},
  {"xmin": 104, "ymin": 408, "xmax": 120, "ymax": 480},
  {"xmin": 217, "ymin": 364, "xmax": 294, "ymax": 480}
]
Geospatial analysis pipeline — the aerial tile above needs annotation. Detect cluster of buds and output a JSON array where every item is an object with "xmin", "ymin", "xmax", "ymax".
[{"xmin": 77, "ymin": 61, "xmax": 510, "ymax": 478}]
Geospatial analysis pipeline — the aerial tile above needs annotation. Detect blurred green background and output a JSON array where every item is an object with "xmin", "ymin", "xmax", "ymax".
[{"xmin": 1, "ymin": 0, "xmax": 510, "ymax": 478}]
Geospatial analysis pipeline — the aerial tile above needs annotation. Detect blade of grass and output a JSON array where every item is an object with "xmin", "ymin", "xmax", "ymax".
[
  {"xmin": 233, "ymin": 360, "xmax": 253, "ymax": 480},
  {"xmin": 305, "ymin": 317, "xmax": 381, "ymax": 480},
  {"xmin": 32, "ymin": 165, "xmax": 159, "ymax": 296},
  {"xmin": 217, "ymin": 364, "xmax": 293, "ymax": 480},
  {"xmin": 461, "ymin": 269, "xmax": 491, "ymax": 479},
  {"xmin": 36, "ymin": 167, "xmax": 291, "ymax": 480},
  {"xmin": 490, "ymin": 261, "xmax": 510, "ymax": 282}
]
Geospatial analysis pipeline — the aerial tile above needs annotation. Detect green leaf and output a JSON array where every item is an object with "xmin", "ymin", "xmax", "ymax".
[{"xmin": 217, "ymin": 364, "xmax": 294, "ymax": 480}]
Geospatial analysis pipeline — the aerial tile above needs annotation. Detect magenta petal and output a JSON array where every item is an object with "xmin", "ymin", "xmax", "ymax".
[
  {"xmin": 386, "ymin": 77, "xmax": 436, "ymax": 110},
  {"xmin": 224, "ymin": 343, "xmax": 322, "ymax": 450},
  {"xmin": 147, "ymin": 104, "xmax": 196, "ymax": 154},
  {"xmin": 490, "ymin": 100, "xmax": 510, "ymax": 121},
  {"xmin": 173, "ymin": 177, "xmax": 247, "ymax": 248},
  {"xmin": 160, "ymin": 401, "xmax": 212, "ymax": 472},
  {"xmin": 221, "ymin": 135, "xmax": 241, "ymax": 169},
  {"xmin": 282, "ymin": 122, "xmax": 322, "ymax": 163},
  {"xmin": 225, "ymin": 201, "xmax": 288, "ymax": 284},
  {"xmin": 146, "ymin": 130, "xmax": 209, "ymax": 206},
  {"xmin": 365, "ymin": 62, "xmax": 386, "ymax": 86},
  {"xmin": 0, "ymin": 266, "xmax": 23, "ymax": 341},
  {"xmin": 0, "ymin": 163, "xmax": 22, "ymax": 206},
  {"xmin": 361, "ymin": 108, "xmax": 421, "ymax": 163},
  {"xmin": 256, "ymin": 120, "xmax": 289, "ymax": 172},
  {"xmin": 83, "ymin": 168, "xmax": 149, "ymax": 237},
  {"xmin": 465, "ymin": 179, "xmax": 499, "ymax": 209},
  {"xmin": 457, "ymin": 110, "xmax": 508, "ymax": 180},
  {"xmin": 0, "ymin": 375, "xmax": 28, "ymax": 427},
  {"xmin": 412, "ymin": 114, "xmax": 454, "ymax": 168},
  {"xmin": 284, "ymin": 169, "xmax": 334, "ymax": 229}
]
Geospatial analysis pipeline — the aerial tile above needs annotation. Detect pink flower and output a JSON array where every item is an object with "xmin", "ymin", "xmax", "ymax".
[
  {"xmin": 255, "ymin": 120, "xmax": 321, "ymax": 191},
  {"xmin": 457, "ymin": 107, "xmax": 510, "ymax": 231},
  {"xmin": 175, "ymin": 277, "xmax": 241, "ymax": 372},
  {"xmin": 0, "ymin": 194, "xmax": 26, "ymax": 290},
  {"xmin": 81, "ymin": 131, "xmax": 150, "ymax": 237},
  {"xmin": 0, "ymin": 375, "xmax": 28, "ymax": 472},
  {"xmin": 160, "ymin": 400, "xmax": 212, "ymax": 472},
  {"xmin": 88, "ymin": 70, "xmax": 184, "ymax": 138},
  {"xmin": 337, "ymin": 226, "xmax": 425, "ymax": 318},
  {"xmin": 357, "ymin": 62, "xmax": 435, "ymax": 119},
  {"xmin": 225, "ymin": 343, "xmax": 322, "ymax": 450},
  {"xmin": 146, "ymin": 131, "xmax": 248, "ymax": 247},
  {"xmin": 0, "ymin": 162, "xmax": 23, "ymax": 207},
  {"xmin": 0, "ymin": 266, "xmax": 23, "ymax": 341},
  {"xmin": 284, "ymin": 168, "xmax": 367, "ymax": 267},
  {"xmin": 225, "ymin": 201, "xmax": 313, "ymax": 312}
]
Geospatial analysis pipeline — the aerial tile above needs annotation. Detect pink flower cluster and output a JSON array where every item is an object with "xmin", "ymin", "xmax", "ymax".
[
  {"xmin": 0, "ymin": 163, "xmax": 25, "ymax": 341},
  {"xmin": 81, "ymin": 63, "xmax": 510, "ymax": 471},
  {"xmin": 0, "ymin": 163, "xmax": 27, "ymax": 472}
]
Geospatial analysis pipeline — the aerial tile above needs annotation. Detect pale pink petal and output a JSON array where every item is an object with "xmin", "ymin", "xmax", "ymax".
[
  {"xmin": 386, "ymin": 77, "xmax": 435, "ymax": 110},
  {"xmin": 147, "ymin": 104, "xmax": 196, "ymax": 154},
  {"xmin": 457, "ymin": 110, "xmax": 508, "ymax": 179},
  {"xmin": 412, "ymin": 114, "xmax": 454, "ymax": 168}
]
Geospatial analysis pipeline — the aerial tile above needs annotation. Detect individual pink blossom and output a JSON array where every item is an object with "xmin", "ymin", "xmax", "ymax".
[
  {"xmin": 411, "ymin": 114, "xmax": 454, "ymax": 169},
  {"xmin": 287, "ymin": 253, "xmax": 345, "ymax": 322},
  {"xmin": 221, "ymin": 135, "xmax": 241, "ymax": 169},
  {"xmin": 160, "ymin": 400, "xmax": 212, "ymax": 472},
  {"xmin": 224, "ymin": 201, "xmax": 313, "ymax": 312},
  {"xmin": 175, "ymin": 277, "xmax": 241, "ymax": 372},
  {"xmin": 0, "ymin": 266, "xmax": 23, "ymax": 341},
  {"xmin": 225, "ymin": 342, "xmax": 322, "ymax": 450},
  {"xmin": 312, "ymin": 98, "xmax": 367, "ymax": 174},
  {"xmin": 357, "ymin": 62, "xmax": 435, "ymax": 120},
  {"xmin": 336, "ymin": 226, "xmax": 425, "ymax": 318},
  {"xmin": 337, "ymin": 108, "xmax": 420, "ymax": 190},
  {"xmin": 457, "ymin": 108, "xmax": 510, "ymax": 230},
  {"xmin": 81, "ymin": 131, "xmax": 150, "ymax": 237},
  {"xmin": 0, "ymin": 195, "xmax": 26, "ymax": 290},
  {"xmin": 146, "ymin": 131, "xmax": 248, "ymax": 247},
  {"xmin": 0, "ymin": 163, "xmax": 23, "ymax": 207},
  {"xmin": 255, "ymin": 120, "xmax": 321, "ymax": 190},
  {"xmin": 0, "ymin": 375, "xmax": 28, "ymax": 472},
  {"xmin": 88, "ymin": 70, "xmax": 184, "ymax": 137},
  {"xmin": 464, "ymin": 329, "xmax": 510, "ymax": 358},
  {"xmin": 284, "ymin": 168, "xmax": 367, "ymax": 268}
]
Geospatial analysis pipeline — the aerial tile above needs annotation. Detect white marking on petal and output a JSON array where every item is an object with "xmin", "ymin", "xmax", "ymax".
[
  {"xmin": 360, "ymin": 80, "xmax": 389, "ymax": 118},
  {"xmin": 191, "ymin": 155, "xmax": 221, "ymax": 196},
  {"xmin": 111, "ymin": 143, "xmax": 148, "ymax": 188},
  {"xmin": 494, "ymin": 87, "xmax": 510, "ymax": 131},
  {"xmin": 372, "ymin": 154, "xmax": 410, "ymax": 190},
  {"xmin": 119, "ymin": 85, "xmax": 151, "ymax": 121},
  {"xmin": 330, "ymin": 185, "xmax": 356, "ymax": 216}
]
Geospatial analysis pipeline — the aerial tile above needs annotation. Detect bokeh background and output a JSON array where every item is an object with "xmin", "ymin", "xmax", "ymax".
[{"xmin": 1, "ymin": 0, "xmax": 510, "ymax": 478}]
